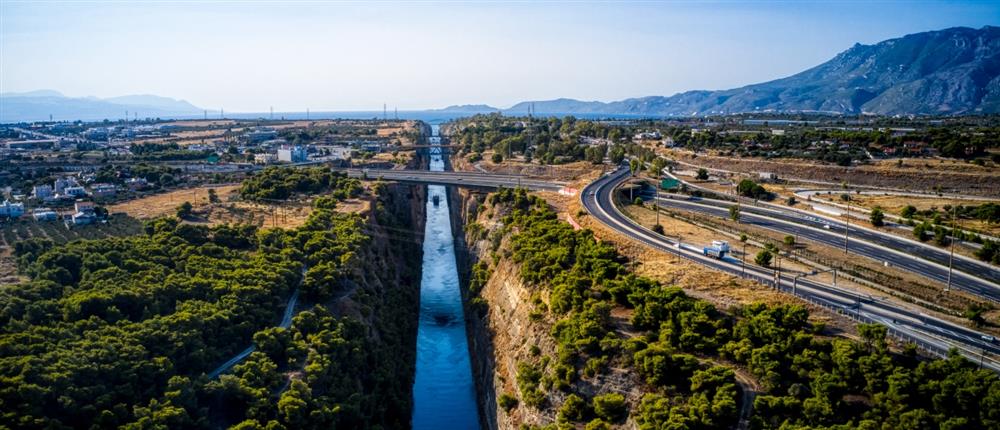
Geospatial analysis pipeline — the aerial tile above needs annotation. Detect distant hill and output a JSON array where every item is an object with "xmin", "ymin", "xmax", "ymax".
[
  {"xmin": 434, "ymin": 104, "xmax": 499, "ymax": 113},
  {"xmin": 0, "ymin": 91, "xmax": 203, "ymax": 123},
  {"xmin": 500, "ymin": 26, "xmax": 1000, "ymax": 116}
]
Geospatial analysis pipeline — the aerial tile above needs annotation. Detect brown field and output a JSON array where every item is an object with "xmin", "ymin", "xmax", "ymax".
[
  {"xmin": 665, "ymin": 150, "xmax": 1000, "ymax": 198},
  {"xmin": 828, "ymin": 194, "xmax": 999, "ymax": 233},
  {"xmin": 170, "ymin": 120, "xmax": 238, "ymax": 128},
  {"xmin": 454, "ymin": 152, "xmax": 603, "ymax": 182},
  {"xmin": 105, "ymin": 184, "xmax": 373, "ymax": 229},
  {"xmin": 107, "ymin": 186, "xmax": 241, "ymax": 219}
]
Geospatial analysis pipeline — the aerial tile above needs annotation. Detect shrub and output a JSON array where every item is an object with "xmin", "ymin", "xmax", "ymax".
[
  {"xmin": 176, "ymin": 201, "xmax": 193, "ymax": 219},
  {"xmin": 755, "ymin": 250, "xmax": 773, "ymax": 267},
  {"xmin": 592, "ymin": 393, "xmax": 626, "ymax": 422},
  {"xmin": 870, "ymin": 207, "xmax": 885, "ymax": 227},
  {"xmin": 558, "ymin": 394, "xmax": 589, "ymax": 422},
  {"xmin": 498, "ymin": 393, "xmax": 519, "ymax": 412}
]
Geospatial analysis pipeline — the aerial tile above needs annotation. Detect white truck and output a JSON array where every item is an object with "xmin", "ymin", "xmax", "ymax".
[{"xmin": 703, "ymin": 240, "xmax": 730, "ymax": 259}]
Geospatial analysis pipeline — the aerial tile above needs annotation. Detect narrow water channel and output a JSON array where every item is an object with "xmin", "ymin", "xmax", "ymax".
[{"xmin": 411, "ymin": 125, "xmax": 481, "ymax": 429}]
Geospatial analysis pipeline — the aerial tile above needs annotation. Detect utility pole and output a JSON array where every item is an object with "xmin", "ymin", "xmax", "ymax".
[
  {"xmin": 773, "ymin": 252, "xmax": 782, "ymax": 290},
  {"xmin": 734, "ymin": 180, "xmax": 741, "ymax": 225},
  {"xmin": 844, "ymin": 195, "xmax": 850, "ymax": 254},
  {"xmin": 946, "ymin": 205, "xmax": 957, "ymax": 292},
  {"xmin": 741, "ymin": 241, "xmax": 747, "ymax": 277},
  {"xmin": 655, "ymin": 182, "xmax": 660, "ymax": 226}
]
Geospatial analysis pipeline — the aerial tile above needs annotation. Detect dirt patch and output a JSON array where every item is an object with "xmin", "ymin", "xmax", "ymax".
[{"xmin": 107, "ymin": 185, "xmax": 241, "ymax": 219}]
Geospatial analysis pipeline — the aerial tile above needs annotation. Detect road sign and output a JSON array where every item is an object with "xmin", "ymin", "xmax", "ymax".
[{"xmin": 660, "ymin": 178, "xmax": 680, "ymax": 190}]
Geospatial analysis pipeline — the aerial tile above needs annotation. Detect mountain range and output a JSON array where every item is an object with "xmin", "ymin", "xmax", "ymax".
[
  {"xmin": 0, "ymin": 91, "xmax": 203, "ymax": 123},
  {"xmin": 443, "ymin": 26, "xmax": 1000, "ymax": 116},
  {"xmin": 4, "ymin": 26, "xmax": 999, "ymax": 122}
]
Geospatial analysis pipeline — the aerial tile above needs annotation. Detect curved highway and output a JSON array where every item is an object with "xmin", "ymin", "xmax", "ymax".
[
  {"xmin": 341, "ymin": 165, "xmax": 1000, "ymax": 370},
  {"xmin": 651, "ymin": 195, "xmax": 1000, "ymax": 299},
  {"xmin": 582, "ymin": 167, "xmax": 1000, "ymax": 371}
]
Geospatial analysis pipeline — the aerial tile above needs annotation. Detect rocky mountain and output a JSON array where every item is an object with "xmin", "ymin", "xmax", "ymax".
[
  {"xmin": 503, "ymin": 26, "xmax": 1000, "ymax": 116},
  {"xmin": 0, "ymin": 90, "xmax": 203, "ymax": 123}
]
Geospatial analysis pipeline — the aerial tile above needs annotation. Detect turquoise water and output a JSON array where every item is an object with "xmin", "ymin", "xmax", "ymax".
[{"xmin": 411, "ymin": 127, "xmax": 481, "ymax": 429}]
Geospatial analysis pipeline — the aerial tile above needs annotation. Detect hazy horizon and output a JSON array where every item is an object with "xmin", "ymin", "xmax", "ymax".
[{"xmin": 3, "ymin": 1, "xmax": 999, "ymax": 112}]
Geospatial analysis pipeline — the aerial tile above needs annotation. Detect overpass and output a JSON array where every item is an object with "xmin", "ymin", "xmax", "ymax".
[{"xmin": 335, "ymin": 168, "xmax": 567, "ymax": 192}]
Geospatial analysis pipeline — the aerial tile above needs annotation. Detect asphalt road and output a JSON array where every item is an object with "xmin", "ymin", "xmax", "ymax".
[
  {"xmin": 583, "ymin": 167, "xmax": 1000, "ymax": 371},
  {"xmin": 649, "ymin": 195, "xmax": 1000, "ymax": 301},
  {"xmin": 341, "ymin": 165, "xmax": 1000, "ymax": 370}
]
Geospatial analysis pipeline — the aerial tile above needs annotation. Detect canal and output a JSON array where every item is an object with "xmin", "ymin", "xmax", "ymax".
[{"xmin": 411, "ymin": 126, "xmax": 481, "ymax": 429}]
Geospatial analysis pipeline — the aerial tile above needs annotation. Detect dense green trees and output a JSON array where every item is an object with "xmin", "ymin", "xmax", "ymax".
[
  {"xmin": 737, "ymin": 179, "xmax": 772, "ymax": 200},
  {"xmin": 2, "ymin": 181, "xmax": 419, "ymax": 429},
  {"xmin": 485, "ymin": 187, "xmax": 1000, "ymax": 430},
  {"xmin": 240, "ymin": 167, "xmax": 361, "ymax": 201},
  {"xmin": 1, "ymin": 220, "xmax": 298, "ymax": 428}
]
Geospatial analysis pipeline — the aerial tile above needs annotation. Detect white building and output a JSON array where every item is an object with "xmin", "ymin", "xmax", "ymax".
[
  {"xmin": 75, "ymin": 201, "xmax": 96, "ymax": 214},
  {"xmin": 32, "ymin": 185, "xmax": 54, "ymax": 200},
  {"xmin": 54, "ymin": 177, "xmax": 79, "ymax": 194},
  {"xmin": 71, "ymin": 211, "xmax": 96, "ymax": 225},
  {"xmin": 0, "ymin": 200, "xmax": 24, "ymax": 218},
  {"xmin": 254, "ymin": 153, "xmax": 278, "ymax": 164},
  {"xmin": 633, "ymin": 131, "xmax": 662, "ymax": 141},
  {"xmin": 63, "ymin": 186, "xmax": 88, "ymax": 197},
  {"xmin": 32, "ymin": 208, "xmax": 58, "ymax": 221},
  {"xmin": 245, "ymin": 128, "xmax": 278, "ymax": 143},
  {"xmin": 277, "ymin": 146, "xmax": 308, "ymax": 163},
  {"xmin": 91, "ymin": 183, "xmax": 117, "ymax": 198},
  {"xmin": 126, "ymin": 178, "xmax": 149, "ymax": 191}
]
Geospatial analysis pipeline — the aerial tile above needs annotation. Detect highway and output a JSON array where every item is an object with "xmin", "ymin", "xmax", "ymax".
[
  {"xmin": 341, "ymin": 165, "xmax": 1000, "ymax": 369},
  {"xmin": 582, "ymin": 167, "xmax": 1000, "ymax": 371},
  {"xmin": 649, "ymin": 194, "xmax": 1000, "ymax": 300}
]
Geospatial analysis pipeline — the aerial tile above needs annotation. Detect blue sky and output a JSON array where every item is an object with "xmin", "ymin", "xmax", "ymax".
[{"xmin": 2, "ymin": 1, "xmax": 998, "ymax": 111}]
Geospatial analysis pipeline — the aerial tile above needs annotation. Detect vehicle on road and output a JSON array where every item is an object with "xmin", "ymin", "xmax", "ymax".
[{"xmin": 703, "ymin": 240, "xmax": 730, "ymax": 259}]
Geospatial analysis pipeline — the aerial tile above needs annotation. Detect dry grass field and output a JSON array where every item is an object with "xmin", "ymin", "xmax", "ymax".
[
  {"xmin": 666, "ymin": 150, "xmax": 1000, "ymax": 198},
  {"xmin": 105, "ymin": 184, "xmax": 373, "ymax": 229}
]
